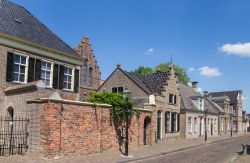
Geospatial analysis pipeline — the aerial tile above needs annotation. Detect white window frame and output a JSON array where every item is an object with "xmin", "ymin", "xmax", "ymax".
[
  {"xmin": 13, "ymin": 53, "xmax": 29, "ymax": 83},
  {"xmin": 188, "ymin": 117, "xmax": 192, "ymax": 134},
  {"xmin": 63, "ymin": 66, "xmax": 75, "ymax": 91},
  {"xmin": 194, "ymin": 118, "xmax": 198, "ymax": 133},
  {"xmin": 41, "ymin": 60, "xmax": 54, "ymax": 88}
]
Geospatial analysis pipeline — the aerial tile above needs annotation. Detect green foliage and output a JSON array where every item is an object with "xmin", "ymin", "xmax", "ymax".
[
  {"xmin": 88, "ymin": 92, "xmax": 133, "ymax": 120},
  {"xmin": 130, "ymin": 66, "xmax": 153, "ymax": 77},
  {"xmin": 131, "ymin": 62, "xmax": 190, "ymax": 85}
]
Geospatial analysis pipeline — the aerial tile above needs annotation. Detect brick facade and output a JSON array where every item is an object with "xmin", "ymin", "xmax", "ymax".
[
  {"xmin": 74, "ymin": 36, "xmax": 101, "ymax": 101},
  {"xmin": 0, "ymin": 45, "xmax": 80, "ymax": 117},
  {"xmin": 99, "ymin": 64, "xmax": 181, "ymax": 142},
  {"xmin": 27, "ymin": 98, "xmax": 154, "ymax": 158}
]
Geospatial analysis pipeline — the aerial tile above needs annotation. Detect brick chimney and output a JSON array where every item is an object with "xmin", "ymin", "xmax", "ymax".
[
  {"xmin": 116, "ymin": 64, "xmax": 121, "ymax": 69},
  {"xmin": 191, "ymin": 82, "xmax": 198, "ymax": 91},
  {"xmin": 203, "ymin": 91, "xmax": 208, "ymax": 98}
]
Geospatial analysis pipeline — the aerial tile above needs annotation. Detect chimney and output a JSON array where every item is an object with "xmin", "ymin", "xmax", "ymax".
[
  {"xmin": 203, "ymin": 91, "xmax": 208, "ymax": 98},
  {"xmin": 116, "ymin": 64, "xmax": 121, "ymax": 69},
  {"xmin": 191, "ymin": 82, "xmax": 198, "ymax": 91}
]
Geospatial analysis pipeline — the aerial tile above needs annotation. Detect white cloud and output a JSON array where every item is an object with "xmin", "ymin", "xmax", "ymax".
[
  {"xmin": 145, "ymin": 48, "xmax": 154, "ymax": 55},
  {"xmin": 219, "ymin": 42, "xmax": 250, "ymax": 57},
  {"xmin": 198, "ymin": 66, "xmax": 222, "ymax": 77},
  {"xmin": 188, "ymin": 67, "xmax": 195, "ymax": 73}
]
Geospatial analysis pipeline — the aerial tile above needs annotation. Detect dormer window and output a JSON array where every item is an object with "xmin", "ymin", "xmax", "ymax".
[{"xmin": 192, "ymin": 97, "xmax": 204, "ymax": 111}]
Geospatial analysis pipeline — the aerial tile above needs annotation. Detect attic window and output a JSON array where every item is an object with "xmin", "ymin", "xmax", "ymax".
[{"xmin": 14, "ymin": 18, "xmax": 22, "ymax": 24}]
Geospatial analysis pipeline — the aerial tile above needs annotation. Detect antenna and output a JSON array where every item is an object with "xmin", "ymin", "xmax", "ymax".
[{"xmin": 170, "ymin": 55, "xmax": 173, "ymax": 64}]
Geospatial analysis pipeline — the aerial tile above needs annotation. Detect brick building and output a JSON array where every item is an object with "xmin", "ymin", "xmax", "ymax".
[
  {"xmin": 0, "ymin": 0, "xmax": 101, "ymax": 118},
  {"xmin": 74, "ymin": 36, "xmax": 101, "ymax": 101},
  {"xmin": 179, "ymin": 82, "xmax": 224, "ymax": 139},
  {"xmin": 98, "ymin": 64, "xmax": 181, "ymax": 142},
  {"xmin": 208, "ymin": 90, "xmax": 245, "ymax": 135}
]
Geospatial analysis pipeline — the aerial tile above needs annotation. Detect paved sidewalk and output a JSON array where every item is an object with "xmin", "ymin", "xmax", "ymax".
[
  {"xmin": 0, "ymin": 134, "xmax": 246, "ymax": 163},
  {"xmin": 234, "ymin": 155, "xmax": 250, "ymax": 163}
]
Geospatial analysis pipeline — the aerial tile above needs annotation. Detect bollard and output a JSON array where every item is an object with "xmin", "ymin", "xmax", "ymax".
[{"xmin": 242, "ymin": 144, "xmax": 247, "ymax": 155}]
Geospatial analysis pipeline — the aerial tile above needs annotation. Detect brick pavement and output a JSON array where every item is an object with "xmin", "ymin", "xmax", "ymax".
[{"xmin": 0, "ymin": 134, "xmax": 246, "ymax": 163}]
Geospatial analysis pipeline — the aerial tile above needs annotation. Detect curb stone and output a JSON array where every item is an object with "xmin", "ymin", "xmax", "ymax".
[{"xmin": 117, "ymin": 135, "xmax": 247, "ymax": 163}]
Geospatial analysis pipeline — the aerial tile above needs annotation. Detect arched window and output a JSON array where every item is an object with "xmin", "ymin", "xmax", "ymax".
[{"xmin": 7, "ymin": 107, "xmax": 14, "ymax": 120}]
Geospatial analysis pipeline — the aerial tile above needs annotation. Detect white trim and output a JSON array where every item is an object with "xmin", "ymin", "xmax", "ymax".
[
  {"xmin": 62, "ymin": 65, "xmax": 75, "ymax": 92},
  {"xmin": 12, "ymin": 52, "xmax": 29, "ymax": 84},
  {"xmin": 41, "ymin": 59, "xmax": 54, "ymax": 88}
]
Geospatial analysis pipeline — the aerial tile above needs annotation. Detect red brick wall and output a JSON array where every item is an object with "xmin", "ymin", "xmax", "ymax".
[{"xmin": 37, "ymin": 101, "xmax": 154, "ymax": 158}]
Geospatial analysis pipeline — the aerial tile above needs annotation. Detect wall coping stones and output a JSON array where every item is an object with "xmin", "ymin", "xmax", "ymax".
[
  {"xmin": 27, "ymin": 98, "xmax": 112, "ymax": 108},
  {"xmin": 4, "ymin": 80, "xmax": 45, "ymax": 95}
]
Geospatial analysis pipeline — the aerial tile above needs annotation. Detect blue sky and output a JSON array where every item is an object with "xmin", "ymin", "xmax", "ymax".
[{"xmin": 12, "ymin": 0, "xmax": 250, "ymax": 112}]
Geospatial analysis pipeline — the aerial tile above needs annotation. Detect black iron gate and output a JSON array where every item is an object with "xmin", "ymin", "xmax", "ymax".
[{"xmin": 0, "ymin": 117, "xmax": 29, "ymax": 156}]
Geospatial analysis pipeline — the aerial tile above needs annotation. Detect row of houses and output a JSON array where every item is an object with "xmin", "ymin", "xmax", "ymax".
[
  {"xmin": 98, "ymin": 64, "xmax": 249, "ymax": 142},
  {"xmin": 0, "ymin": 0, "xmax": 248, "ymax": 156}
]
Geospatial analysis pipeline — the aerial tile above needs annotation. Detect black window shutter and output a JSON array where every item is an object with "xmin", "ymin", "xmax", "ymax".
[
  {"xmin": 59, "ymin": 65, "xmax": 64, "ymax": 90},
  {"xmin": 74, "ymin": 69, "xmax": 79, "ymax": 93},
  {"xmin": 35, "ymin": 59, "xmax": 41, "ymax": 81},
  {"xmin": 28, "ymin": 57, "xmax": 35, "ymax": 82},
  {"xmin": 177, "ymin": 113, "xmax": 180, "ymax": 132},
  {"xmin": 6, "ymin": 52, "xmax": 14, "ymax": 82},
  {"xmin": 53, "ymin": 64, "xmax": 59, "ymax": 89}
]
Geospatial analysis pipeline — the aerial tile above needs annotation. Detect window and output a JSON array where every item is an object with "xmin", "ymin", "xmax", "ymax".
[
  {"xmin": 88, "ymin": 67, "xmax": 93, "ymax": 87},
  {"xmin": 41, "ymin": 60, "xmax": 53, "ymax": 87},
  {"xmin": 169, "ymin": 94, "xmax": 176, "ymax": 104},
  {"xmin": 171, "ymin": 113, "xmax": 177, "ymax": 132},
  {"xmin": 83, "ymin": 59, "xmax": 87, "ymax": 86},
  {"xmin": 112, "ymin": 87, "xmax": 123, "ymax": 93},
  {"xmin": 208, "ymin": 119, "xmax": 210, "ymax": 132},
  {"xmin": 214, "ymin": 120, "xmax": 217, "ymax": 132},
  {"xmin": 233, "ymin": 106, "xmax": 237, "ymax": 116},
  {"xmin": 13, "ymin": 54, "xmax": 28, "ymax": 83},
  {"xmin": 233, "ymin": 121, "xmax": 237, "ymax": 131},
  {"xmin": 165, "ymin": 112, "xmax": 171, "ymax": 133},
  {"xmin": 188, "ymin": 117, "xmax": 192, "ymax": 133},
  {"xmin": 63, "ymin": 66, "xmax": 74, "ymax": 91},
  {"xmin": 194, "ymin": 118, "xmax": 198, "ymax": 133}
]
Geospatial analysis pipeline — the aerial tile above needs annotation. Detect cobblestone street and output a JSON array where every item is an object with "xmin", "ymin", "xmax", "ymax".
[
  {"xmin": 132, "ymin": 135, "xmax": 250, "ymax": 163},
  {"xmin": 0, "ymin": 135, "xmax": 249, "ymax": 163}
]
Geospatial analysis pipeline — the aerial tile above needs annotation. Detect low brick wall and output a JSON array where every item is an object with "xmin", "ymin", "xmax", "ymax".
[{"xmin": 27, "ymin": 99, "xmax": 154, "ymax": 158}]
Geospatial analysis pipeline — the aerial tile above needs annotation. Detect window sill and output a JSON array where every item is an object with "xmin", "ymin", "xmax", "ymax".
[
  {"xmin": 62, "ymin": 89, "xmax": 74, "ymax": 93},
  {"xmin": 168, "ymin": 103, "xmax": 177, "ymax": 106},
  {"xmin": 12, "ymin": 81, "xmax": 27, "ymax": 84}
]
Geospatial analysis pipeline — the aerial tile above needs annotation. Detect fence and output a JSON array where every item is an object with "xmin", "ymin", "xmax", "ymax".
[{"xmin": 0, "ymin": 117, "xmax": 29, "ymax": 156}]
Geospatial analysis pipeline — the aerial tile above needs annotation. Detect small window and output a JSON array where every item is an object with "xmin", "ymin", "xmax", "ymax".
[
  {"xmin": 13, "ymin": 54, "xmax": 28, "ymax": 83},
  {"xmin": 63, "ymin": 66, "xmax": 74, "ymax": 91},
  {"xmin": 112, "ymin": 87, "xmax": 123, "ymax": 93},
  {"xmin": 41, "ymin": 60, "xmax": 53, "ymax": 87},
  {"xmin": 83, "ymin": 60, "xmax": 88, "ymax": 86},
  {"xmin": 188, "ymin": 117, "xmax": 192, "ymax": 133},
  {"xmin": 112, "ymin": 87, "xmax": 117, "ymax": 93},
  {"xmin": 194, "ymin": 118, "xmax": 198, "ymax": 133}
]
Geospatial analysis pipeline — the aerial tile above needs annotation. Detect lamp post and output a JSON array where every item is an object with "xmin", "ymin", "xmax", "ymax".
[
  {"xmin": 123, "ymin": 89, "xmax": 132, "ymax": 156},
  {"xmin": 204, "ymin": 108, "xmax": 208, "ymax": 141},
  {"xmin": 230, "ymin": 113, "xmax": 233, "ymax": 137}
]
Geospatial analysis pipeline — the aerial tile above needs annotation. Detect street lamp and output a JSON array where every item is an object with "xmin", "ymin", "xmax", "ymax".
[
  {"xmin": 123, "ymin": 88, "xmax": 132, "ymax": 156},
  {"xmin": 204, "ymin": 108, "xmax": 208, "ymax": 141},
  {"xmin": 230, "ymin": 113, "xmax": 233, "ymax": 137}
]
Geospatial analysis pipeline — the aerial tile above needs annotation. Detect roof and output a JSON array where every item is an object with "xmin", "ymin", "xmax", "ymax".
[
  {"xmin": 0, "ymin": 0, "xmax": 78, "ymax": 56},
  {"xmin": 179, "ymin": 83, "xmax": 224, "ymax": 114},
  {"xmin": 122, "ymin": 70, "xmax": 169, "ymax": 95},
  {"xmin": 208, "ymin": 90, "xmax": 242, "ymax": 105},
  {"xmin": 141, "ymin": 72, "xmax": 168, "ymax": 95}
]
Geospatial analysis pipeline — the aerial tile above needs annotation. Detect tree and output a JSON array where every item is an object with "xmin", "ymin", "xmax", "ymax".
[
  {"xmin": 88, "ymin": 92, "xmax": 133, "ymax": 120},
  {"xmin": 131, "ymin": 62, "xmax": 190, "ymax": 85},
  {"xmin": 130, "ymin": 66, "xmax": 153, "ymax": 77}
]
